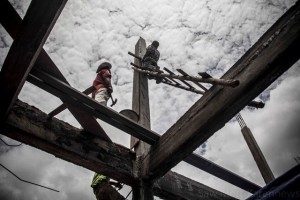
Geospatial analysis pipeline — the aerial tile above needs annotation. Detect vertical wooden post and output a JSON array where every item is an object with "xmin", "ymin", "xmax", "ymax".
[
  {"xmin": 241, "ymin": 126, "xmax": 275, "ymax": 184},
  {"xmin": 131, "ymin": 37, "xmax": 153, "ymax": 200},
  {"xmin": 237, "ymin": 114, "xmax": 275, "ymax": 184}
]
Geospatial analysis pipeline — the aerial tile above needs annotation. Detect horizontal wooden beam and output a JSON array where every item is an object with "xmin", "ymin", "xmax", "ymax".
[
  {"xmin": 0, "ymin": 1, "xmax": 111, "ymax": 142},
  {"xmin": 0, "ymin": 0, "xmax": 67, "ymax": 121},
  {"xmin": 48, "ymin": 86, "xmax": 96, "ymax": 117},
  {"xmin": 184, "ymin": 154, "xmax": 261, "ymax": 193},
  {"xmin": 27, "ymin": 68, "xmax": 260, "ymax": 192},
  {"xmin": 0, "ymin": 100, "xmax": 135, "ymax": 185},
  {"xmin": 28, "ymin": 68, "xmax": 260, "ymax": 193},
  {"xmin": 144, "ymin": 2, "xmax": 300, "ymax": 181},
  {"xmin": 28, "ymin": 69, "xmax": 161, "ymax": 144},
  {"xmin": 2, "ymin": 100, "xmax": 238, "ymax": 199},
  {"xmin": 154, "ymin": 171, "xmax": 237, "ymax": 200}
]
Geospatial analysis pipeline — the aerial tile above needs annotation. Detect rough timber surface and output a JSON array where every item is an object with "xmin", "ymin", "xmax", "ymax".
[{"xmin": 144, "ymin": 2, "xmax": 300, "ymax": 181}]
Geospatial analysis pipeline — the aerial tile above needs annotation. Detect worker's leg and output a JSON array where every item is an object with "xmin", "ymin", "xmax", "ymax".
[
  {"xmin": 95, "ymin": 88, "xmax": 109, "ymax": 106},
  {"xmin": 95, "ymin": 184, "xmax": 125, "ymax": 200}
]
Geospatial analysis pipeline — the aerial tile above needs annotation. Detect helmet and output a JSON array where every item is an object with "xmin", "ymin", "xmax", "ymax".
[
  {"xmin": 152, "ymin": 40, "xmax": 159, "ymax": 48},
  {"xmin": 96, "ymin": 62, "xmax": 112, "ymax": 73}
]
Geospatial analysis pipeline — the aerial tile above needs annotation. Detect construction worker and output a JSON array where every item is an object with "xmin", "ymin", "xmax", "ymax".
[
  {"xmin": 92, "ymin": 62, "xmax": 113, "ymax": 106},
  {"xmin": 142, "ymin": 40, "xmax": 163, "ymax": 83},
  {"xmin": 91, "ymin": 173, "xmax": 124, "ymax": 200},
  {"xmin": 91, "ymin": 61, "xmax": 125, "ymax": 200}
]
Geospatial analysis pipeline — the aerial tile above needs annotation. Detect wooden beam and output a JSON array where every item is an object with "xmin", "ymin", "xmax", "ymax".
[
  {"xmin": 28, "ymin": 68, "xmax": 260, "ymax": 193},
  {"xmin": 154, "ymin": 171, "xmax": 237, "ymax": 200},
  {"xmin": 0, "ymin": 0, "xmax": 67, "ymax": 121},
  {"xmin": 2, "ymin": 101, "xmax": 238, "ymax": 200},
  {"xmin": 143, "ymin": 2, "xmax": 300, "ymax": 181},
  {"xmin": 0, "ymin": 100, "xmax": 134, "ymax": 185},
  {"xmin": 27, "ymin": 69, "xmax": 161, "ymax": 144},
  {"xmin": 29, "ymin": 68, "xmax": 260, "ymax": 193},
  {"xmin": 48, "ymin": 86, "xmax": 95, "ymax": 117},
  {"xmin": 241, "ymin": 126, "xmax": 275, "ymax": 184},
  {"xmin": 0, "ymin": 1, "xmax": 111, "ymax": 142},
  {"xmin": 184, "ymin": 153, "xmax": 261, "ymax": 193},
  {"xmin": 131, "ymin": 37, "xmax": 154, "ymax": 200}
]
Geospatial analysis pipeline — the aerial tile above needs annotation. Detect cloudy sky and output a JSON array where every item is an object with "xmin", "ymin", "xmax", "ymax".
[{"xmin": 1, "ymin": 0, "xmax": 299, "ymax": 199}]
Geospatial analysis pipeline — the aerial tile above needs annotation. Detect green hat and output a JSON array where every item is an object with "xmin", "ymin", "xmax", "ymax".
[{"xmin": 96, "ymin": 62, "xmax": 112, "ymax": 73}]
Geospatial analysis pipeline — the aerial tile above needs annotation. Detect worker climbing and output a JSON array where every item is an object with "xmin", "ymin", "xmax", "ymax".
[
  {"xmin": 91, "ymin": 61, "xmax": 125, "ymax": 200},
  {"xmin": 142, "ymin": 40, "xmax": 163, "ymax": 83}
]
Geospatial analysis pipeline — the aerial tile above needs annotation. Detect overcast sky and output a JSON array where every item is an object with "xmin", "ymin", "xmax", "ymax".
[{"xmin": 0, "ymin": 0, "xmax": 299, "ymax": 199}]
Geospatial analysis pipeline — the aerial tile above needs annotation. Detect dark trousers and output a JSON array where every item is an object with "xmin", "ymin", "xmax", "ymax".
[{"xmin": 93, "ymin": 183, "xmax": 125, "ymax": 200}]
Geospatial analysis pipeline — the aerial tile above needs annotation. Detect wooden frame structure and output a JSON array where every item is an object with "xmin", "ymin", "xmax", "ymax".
[{"xmin": 0, "ymin": 0, "xmax": 299, "ymax": 199}]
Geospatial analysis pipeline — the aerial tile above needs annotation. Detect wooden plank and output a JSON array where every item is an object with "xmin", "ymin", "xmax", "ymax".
[
  {"xmin": 27, "ymin": 70, "xmax": 161, "ymax": 144},
  {"xmin": 0, "ymin": 100, "xmax": 134, "ymax": 185},
  {"xmin": 131, "ymin": 37, "xmax": 154, "ymax": 200},
  {"xmin": 0, "ymin": 0, "xmax": 67, "ymax": 121},
  {"xmin": 184, "ymin": 154, "xmax": 261, "ymax": 193},
  {"xmin": 0, "ymin": 2, "xmax": 111, "ymax": 142},
  {"xmin": 48, "ymin": 86, "xmax": 95, "ymax": 117},
  {"xmin": 241, "ymin": 126, "xmax": 275, "ymax": 184},
  {"xmin": 29, "ymin": 68, "xmax": 261, "ymax": 193},
  {"xmin": 143, "ymin": 2, "xmax": 300, "ymax": 181},
  {"xmin": 154, "ymin": 171, "xmax": 237, "ymax": 200}
]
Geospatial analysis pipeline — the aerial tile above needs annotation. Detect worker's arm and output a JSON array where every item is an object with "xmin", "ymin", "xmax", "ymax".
[{"xmin": 109, "ymin": 181, "xmax": 122, "ymax": 190}]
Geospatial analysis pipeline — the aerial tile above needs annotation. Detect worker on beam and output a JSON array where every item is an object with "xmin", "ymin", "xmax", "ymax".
[{"xmin": 90, "ymin": 62, "xmax": 124, "ymax": 200}]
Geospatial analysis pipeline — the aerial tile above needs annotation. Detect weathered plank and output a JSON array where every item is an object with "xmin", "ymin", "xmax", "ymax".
[
  {"xmin": 48, "ymin": 86, "xmax": 95, "ymax": 117},
  {"xmin": 1, "ymin": 100, "xmax": 239, "ymax": 199},
  {"xmin": 131, "ymin": 37, "xmax": 154, "ymax": 200},
  {"xmin": 0, "ymin": 1, "xmax": 111, "ymax": 142},
  {"xmin": 28, "ymin": 68, "xmax": 260, "ymax": 193},
  {"xmin": 1, "ymin": 100, "xmax": 134, "ymax": 185},
  {"xmin": 0, "ymin": 0, "xmax": 67, "ymax": 121},
  {"xmin": 27, "ymin": 70, "xmax": 161, "ymax": 144},
  {"xmin": 143, "ymin": 2, "xmax": 300, "ymax": 181},
  {"xmin": 184, "ymin": 153, "xmax": 261, "ymax": 193},
  {"xmin": 241, "ymin": 126, "xmax": 275, "ymax": 184},
  {"xmin": 154, "ymin": 171, "xmax": 237, "ymax": 200},
  {"xmin": 28, "ymin": 67, "xmax": 261, "ymax": 193}
]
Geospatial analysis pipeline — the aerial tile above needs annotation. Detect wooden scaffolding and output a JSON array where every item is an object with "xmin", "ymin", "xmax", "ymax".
[{"xmin": 0, "ymin": 0, "xmax": 300, "ymax": 199}]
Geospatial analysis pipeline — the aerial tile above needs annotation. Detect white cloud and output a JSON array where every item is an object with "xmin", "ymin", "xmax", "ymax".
[{"xmin": 0, "ymin": 0, "xmax": 298, "ymax": 199}]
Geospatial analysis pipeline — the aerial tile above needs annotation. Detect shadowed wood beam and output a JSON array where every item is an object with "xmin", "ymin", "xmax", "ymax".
[
  {"xmin": 28, "ymin": 66, "xmax": 260, "ymax": 193},
  {"xmin": 143, "ymin": 2, "xmax": 300, "ymax": 181},
  {"xmin": 0, "ymin": 0, "xmax": 111, "ymax": 142},
  {"xmin": 0, "ymin": 100, "xmax": 134, "ymax": 185},
  {"xmin": 1, "ymin": 100, "xmax": 238, "ymax": 199},
  {"xmin": 184, "ymin": 154, "xmax": 261, "ymax": 193},
  {"xmin": 27, "ymin": 69, "xmax": 161, "ymax": 144},
  {"xmin": 48, "ymin": 86, "xmax": 95, "ymax": 117},
  {"xmin": 154, "ymin": 171, "xmax": 237, "ymax": 200},
  {"xmin": 0, "ymin": 0, "xmax": 67, "ymax": 121},
  {"xmin": 131, "ymin": 37, "xmax": 154, "ymax": 199}
]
